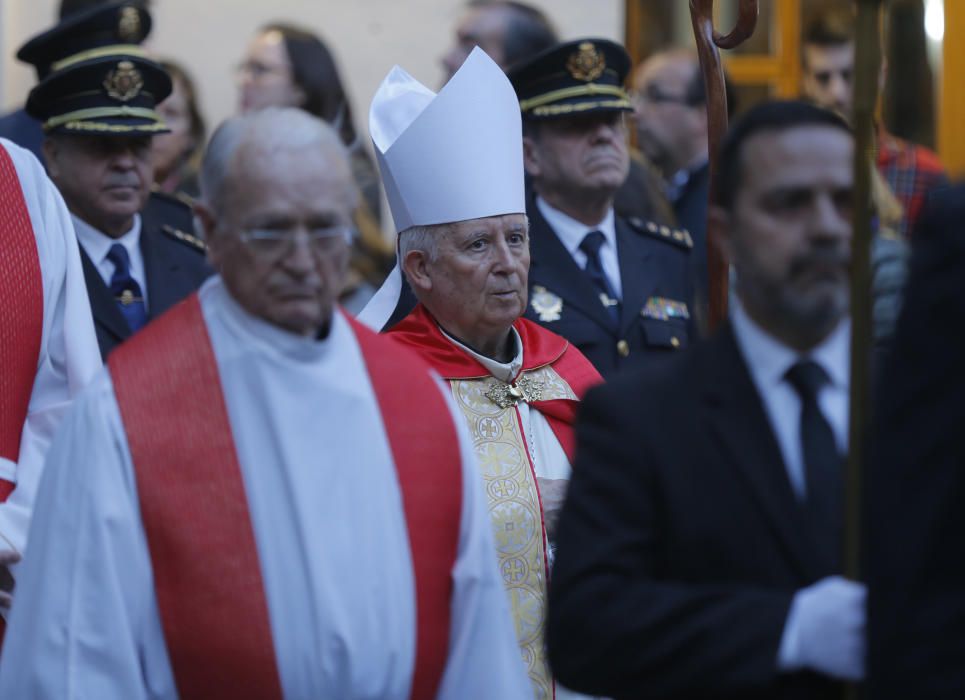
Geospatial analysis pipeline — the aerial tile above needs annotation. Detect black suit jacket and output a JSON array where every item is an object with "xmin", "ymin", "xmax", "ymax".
[
  {"xmin": 867, "ymin": 183, "xmax": 965, "ymax": 699},
  {"xmin": 80, "ymin": 192, "xmax": 211, "ymax": 359},
  {"xmin": 523, "ymin": 198, "xmax": 695, "ymax": 378},
  {"xmin": 548, "ymin": 325, "xmax": 840, "ymax": 699}
]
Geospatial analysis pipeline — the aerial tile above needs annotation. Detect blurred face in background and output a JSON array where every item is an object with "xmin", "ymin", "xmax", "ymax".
[
  {"xmin": 801, "ymin": 41, "xmax": 855, "ymax": 117},
  {"xmin": 237, "ymin": 29, "xmax": 305, "ymax": 113},
  {"xmin": 152, "ymin": 73, "xmax": 195, "ymax": 184},
  {"xmin": 441, "ymin": 5, "xmax": 510, "ymax": 83}
]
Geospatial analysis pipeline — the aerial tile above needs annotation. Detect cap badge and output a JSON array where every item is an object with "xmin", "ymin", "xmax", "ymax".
[
  {"xmin": 530, "ymin": 285, "xmax": 563, "ymax": 322},
  {"xmin": 118, "ymin": 6, "xmax": 142, "ymax": 42},
  {"xmin": 104, "ymin": 61, "xmax": 143, "ymax": 102},
  {"xmin": 566, "ymin": 42, "xmax": 606, "ymax": 82}
]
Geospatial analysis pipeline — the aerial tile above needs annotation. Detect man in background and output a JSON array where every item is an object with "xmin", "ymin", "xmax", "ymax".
[
  {"xmin": 630, "ymin": 48, "xmax": 737, "ymax": 315},
  {"xmin": 800, "ymin": 7, "xmax": 947, "ymax": 238},
  {"xmin": 509, "ymin": 38, "xmax": 695, "ymax": 377},
  {"xmin": 21, "ymin": 2, "xmax": 210, "ymax": 358}
]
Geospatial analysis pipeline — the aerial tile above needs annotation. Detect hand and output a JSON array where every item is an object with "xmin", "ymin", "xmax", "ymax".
[
  {"xmin": 0, "ymin": 548, "xmax": 21, "ymax": 611},
  {"xmin": 537, "ymin": 478, "xmax": 569, "ymax": 544},
  {"xmin": 783, "ymin": 576, "xmax": 866, "ymax": 681}
]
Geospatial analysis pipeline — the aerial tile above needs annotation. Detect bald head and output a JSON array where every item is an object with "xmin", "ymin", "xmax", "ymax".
[
  {"xmin": 200, "ymin": 107, "xmax": 356, "ymax": 217},
  {"xmin": 196, "ymin": 107, "xmax": 359, "ymax": 338}
]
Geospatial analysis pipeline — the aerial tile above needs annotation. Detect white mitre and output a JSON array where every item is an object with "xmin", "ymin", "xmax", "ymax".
[{"xmin": 357, "ymin": 47, "xmax": 525, "ymax": 331}]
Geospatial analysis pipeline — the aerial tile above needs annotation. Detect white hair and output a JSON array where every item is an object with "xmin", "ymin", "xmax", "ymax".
[
  {"xmin": 199, "ymin": 107, "xmax": 354, "ymax": 215},
  {"xmin": 398, "ymin": 222, "xmax": 449, "ymax": 265}
]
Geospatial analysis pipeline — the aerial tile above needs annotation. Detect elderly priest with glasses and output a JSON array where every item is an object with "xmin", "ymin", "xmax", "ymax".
[
  {"xmin": 0, "ymin": 106, "xmax": 531, "ymax": 699},
  {"xmin": 360, "ymin": 48, "xmax": 601, "ymax": 700}
]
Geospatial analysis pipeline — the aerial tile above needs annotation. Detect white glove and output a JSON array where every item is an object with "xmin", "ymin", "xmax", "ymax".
[{"xmin": 777, "ymin": 576, "xmax": 866, "ymax": 681}]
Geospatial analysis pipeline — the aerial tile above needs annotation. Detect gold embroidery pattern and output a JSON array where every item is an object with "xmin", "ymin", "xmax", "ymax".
[{"xmin": 450, "ymin": 365, "xmax": 576, "ymax": 700}]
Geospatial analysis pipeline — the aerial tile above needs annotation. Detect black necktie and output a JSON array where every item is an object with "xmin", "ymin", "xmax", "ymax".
[
  {"xmin": 786, "ymin": 360, "xmax": 843, "ymax": 568},
  {"xmin": 107, "ymin": 243, "xmax": 147, "ymax": 332},
  {"xmin": 579, "ymin": 231, "xmax": 620, "ymax": 325}
]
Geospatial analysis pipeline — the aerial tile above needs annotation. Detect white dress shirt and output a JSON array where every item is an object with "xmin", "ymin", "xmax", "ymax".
[
  {"xmin": 730, "ymin": 296, "xmax": 850, "ymax": 499},
  {"xmin": 536, "ymin": 196, "xmax": 623, "ymax": 299},
  {"xmin": 73, "ymin": 213, "xmax": 149, "ymax": 310}
]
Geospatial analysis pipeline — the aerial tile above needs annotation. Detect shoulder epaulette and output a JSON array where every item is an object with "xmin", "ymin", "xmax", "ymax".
[
  {"xmin": 149, "ymin": 187, "xmax": 195, "ymax": 212},
  {"xmin": 627, "ymin": 217, "xmax": 693, "ymax": 250},
  {"xmin": 161, "ymin": 224, "xmax": 206, "ymax": 253}
]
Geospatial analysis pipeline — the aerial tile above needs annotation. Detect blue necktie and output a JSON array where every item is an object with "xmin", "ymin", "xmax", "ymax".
[
  {"xmin": 107, "ymin": 243, "xmax": 147, "ymax": 332},
  {"xmin": 579, "ymin": 231, "xmax": 620, "ymax": 326}
]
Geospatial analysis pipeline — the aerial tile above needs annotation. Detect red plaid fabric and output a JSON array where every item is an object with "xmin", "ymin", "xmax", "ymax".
[{"xmin": 877, "ymin": 130, "xmax": 948, "ymax": 239}]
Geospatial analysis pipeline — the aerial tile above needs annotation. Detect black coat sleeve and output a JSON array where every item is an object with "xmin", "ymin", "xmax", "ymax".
[{"xmin": 547, "ymin": 381, "xmax": 793, "ymax": 699}]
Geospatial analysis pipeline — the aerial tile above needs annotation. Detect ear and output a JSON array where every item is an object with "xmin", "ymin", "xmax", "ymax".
[
  {"xmin": 42, "ymin": 139, "xmax": 60, "ymax": 178},
  {"xmin": 193, "ymin": 202, "xmax": 222, "ymax": 269},
  {"xmin": 401, "ymin": 249, "xmax": 433, "ymax": 296},
  {"xmin": 707, "ymin": 204, "xmax": 735, "ymax": 266},
  {"xmin": 522, "ymin": 135, "xmax": 541, "ymax": 178}
]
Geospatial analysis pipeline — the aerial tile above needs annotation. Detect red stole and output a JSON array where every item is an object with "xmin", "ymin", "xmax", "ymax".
[
  {"xmin": 109, "ymin": 294, "xmax": 462, "ymax": 700},
  {"xmin": 0, "ymin": 145, "xmax": 43, "ymax": 503},
  {"xmin": 388, "ymin": 304, "xmax": 602, "ymax": 460}
]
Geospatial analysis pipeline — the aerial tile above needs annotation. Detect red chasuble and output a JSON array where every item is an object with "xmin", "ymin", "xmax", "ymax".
[
  {"xmin": 388, "ymin": 303, "xmax": 602, "ymax": 460},
  {"xmin": 0, "ymin": 145, "xmax": 43, "ymax": 503},
  {"xmin": 108, "ymin": 294, "xmax": 462, "ymax": 700}
]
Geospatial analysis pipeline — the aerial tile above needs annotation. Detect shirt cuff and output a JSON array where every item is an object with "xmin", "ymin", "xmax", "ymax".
[{"xmin": 777, "ymin": 590, "xmax": 804, "ymax": 672}]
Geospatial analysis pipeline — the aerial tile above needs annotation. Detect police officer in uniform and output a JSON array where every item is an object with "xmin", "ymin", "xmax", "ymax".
[
  {"xmin": 508, "ymin": 39, "xmax": 696, "ymax": 377},
  {"xmin": 21, "ymin": 2, "xmax": 210, "ymax": 359}
]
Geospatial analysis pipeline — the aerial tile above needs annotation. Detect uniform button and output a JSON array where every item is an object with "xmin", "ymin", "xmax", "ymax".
[
  {"xmin": 617, "ymin": 340, "xmax": 630, "ymax": 357},
  {"xmin": 670, "ymin": 336, "xmax": 681, "ymax": 348}
]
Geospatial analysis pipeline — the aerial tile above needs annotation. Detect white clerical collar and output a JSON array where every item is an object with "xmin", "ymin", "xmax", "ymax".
[
  {"xmin": 72, "ymin": 213, "xmax": 141, "ymax": 267},
  {"xmin": 202, "ymin": 275, "xmax": 342, "ymax": 363},
  {"xmin": 730, "ymin": 295, "xmax": 850, "ymax": 391},
  {"xmin": 535, "ymin": 195, "xmax": 616, "ymax": 259},
  {"xmin": 439, "ymin": 325, "xmax": 523, "ymax": 383}
]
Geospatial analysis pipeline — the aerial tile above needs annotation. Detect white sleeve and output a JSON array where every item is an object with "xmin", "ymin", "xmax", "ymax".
[
  {"xmin": 434, "ymin": 379, "xmax": 532, "ymax": 699},
  {"xmin": 0, "ymin": 139, "xmax": 100, "ymax": 555},
  {"xmin": 0, "ymin": 371, "xmax": 177, "ymax": 700}
]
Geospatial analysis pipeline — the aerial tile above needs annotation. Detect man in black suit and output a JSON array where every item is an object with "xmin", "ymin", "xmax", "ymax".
[
  {"xmin": 508, "ymin": 39, "xmax": 695, "ymax": 378},
  {"xmin": 548, "ymin": 101, "xmax": 865, "ymax": 699},
  {"xmin": 22, "ymin": 2, "xmax": 209, "ymax": 359},
  {"xmin": 867, "ymin": 183, "xmax": 965, "ymax": 699}
]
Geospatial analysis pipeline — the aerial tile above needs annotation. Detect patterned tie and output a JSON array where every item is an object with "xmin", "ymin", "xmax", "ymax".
[
  {"xmin": 107, "ymin": 243, "xmax": 147, "ymax": 332},
  {"xmin": 579, "ymin": 231, "xmax": 620, "ymax": 326},
  {"xmin": 786, "ymin": 360, "xmax": 844, "ymax": 569}
]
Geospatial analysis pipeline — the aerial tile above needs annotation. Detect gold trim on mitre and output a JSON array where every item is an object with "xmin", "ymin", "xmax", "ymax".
[
  {"xmin": 51, "ymin": 44, "xmax": 148, "ymax": 73},
  {"xmin": 103, "ymin": 61, "xmax": 144, "ymax": 102},
  {"xmin": 566, "ymin": 42, "xmax": 606, "ymax": 82}
]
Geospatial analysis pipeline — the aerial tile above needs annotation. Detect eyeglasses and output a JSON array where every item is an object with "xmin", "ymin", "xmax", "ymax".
[
  {"xmin": 235, "ymin": 60, "xmax": 289, "ymax": 80},
  {"xmin": 238, "ymin": 225, "xmax": 354, "ymax": 261},
  {"xmin": 629, "ymin": 85, "xmax": 695, "ymax": 107}
]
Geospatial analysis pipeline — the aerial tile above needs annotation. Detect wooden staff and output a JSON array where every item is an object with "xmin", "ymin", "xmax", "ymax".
[
  {"xmin": 689, "ymin": 0, "xmax": 758, "ymax": 333},
  {"xmin": 845, "ymin": 10, "xmax": 883, "ymax": 700}
]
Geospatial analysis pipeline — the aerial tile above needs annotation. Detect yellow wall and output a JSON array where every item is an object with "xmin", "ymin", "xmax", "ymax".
[{"xmin": 940, "ymin": 2, "xmax": 965, "ymax": 177}]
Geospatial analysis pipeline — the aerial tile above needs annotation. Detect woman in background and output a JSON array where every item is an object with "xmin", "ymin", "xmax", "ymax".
[
  {"xmin": 153, "ymin": 60, "xmax": 206, "ymax": 200},
  {"xmin": 238, "ymin": 24, "xmax": 393, "ymax": 313}
]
